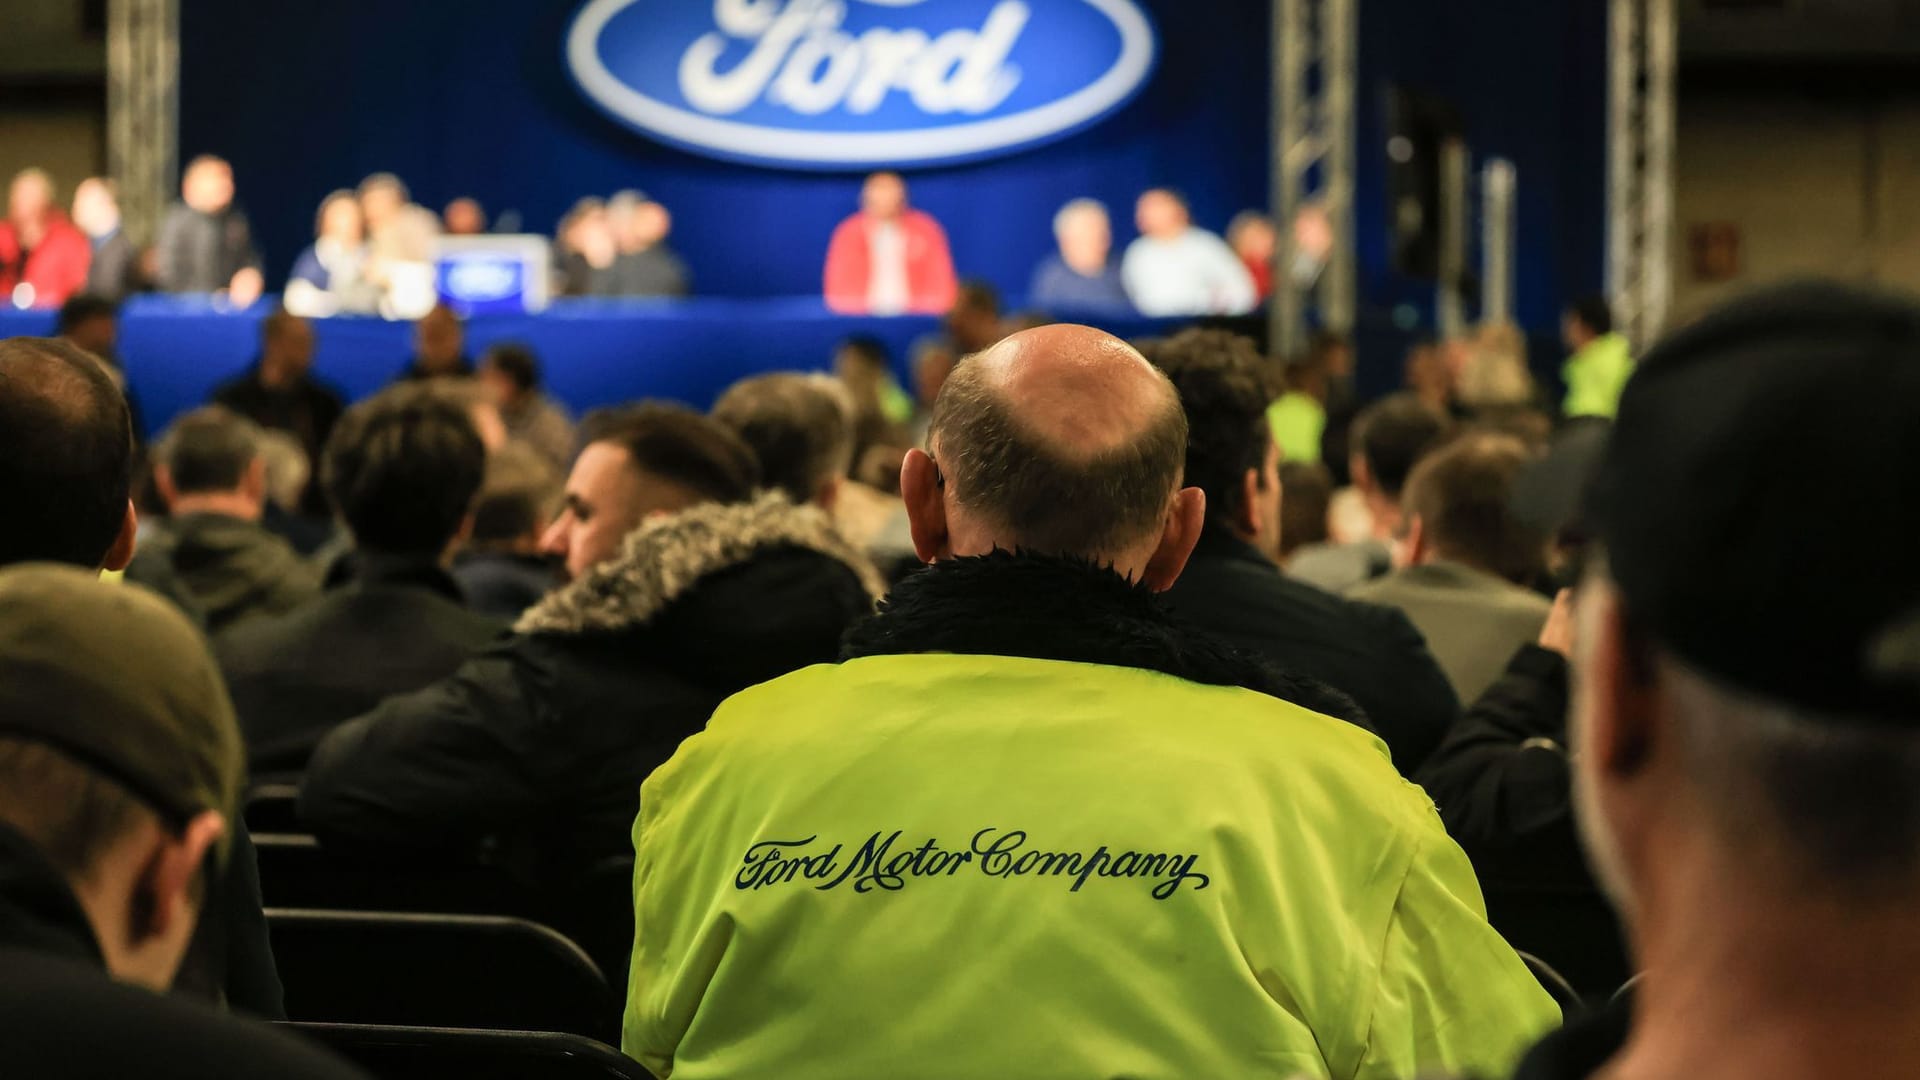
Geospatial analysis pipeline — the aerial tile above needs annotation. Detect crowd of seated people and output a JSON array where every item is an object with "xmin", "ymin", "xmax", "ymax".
[{"xmin": 4, "ymin": 269, "xmax": 1917, "ymax": 1080}]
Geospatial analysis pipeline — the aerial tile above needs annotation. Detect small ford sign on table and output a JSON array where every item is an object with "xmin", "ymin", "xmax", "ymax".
[{"xmin": 566, "ymin": 0, "xmax": 1157, "ymax": 170}]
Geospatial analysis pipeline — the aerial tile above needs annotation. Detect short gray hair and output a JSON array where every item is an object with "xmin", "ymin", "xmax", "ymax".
[{"xmin": 1053, "ymin": 198, "xmax": 1109, "ymax": 240}]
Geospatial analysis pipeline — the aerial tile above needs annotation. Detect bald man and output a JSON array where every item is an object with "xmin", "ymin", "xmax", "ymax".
[{"xmin": 621, "ymin": 325, "xmax": 1558, "ymax": 1080}]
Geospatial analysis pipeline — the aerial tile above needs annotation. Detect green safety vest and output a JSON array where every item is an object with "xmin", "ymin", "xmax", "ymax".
[
  {"xmin": 625, "ymin": 653, "xmax": 1559, "ymax": 1079},
  {"xmin": 1563, "ymin": 332, "xmax": 1635, "ymax": 419}
]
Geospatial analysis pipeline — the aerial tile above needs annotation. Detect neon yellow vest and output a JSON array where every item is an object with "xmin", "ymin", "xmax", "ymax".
[{"xmin": 625, "ymin": 654, "xmax": 1558, "ymax": 1079}]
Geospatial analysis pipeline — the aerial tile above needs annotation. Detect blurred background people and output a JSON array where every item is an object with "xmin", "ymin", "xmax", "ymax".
[
  {"xmin": 357, "ymin": 172, "xmax": 439, "ymax": 319},
  {"xmin": 399, "ymin": 303, "xmax": 472, "ymax": 380},
  {"xmin": 829, "ymin": 335, "xmax": 912, "ymax": 471},
  {"xmin": 823, "ymin": 171, "xmax": 957, "ymax": 315},
  {"xmin": 608, "ymin": 191, "xmax": 690, "ymax": 298},
  {"xmin": 1122, "ymin": 188, "xmax": 1257, "ymax": 317},
  {"xmin": 1028, "ymin": 198, "xmax": 1133, "ymax": 317},
  {"xmin": 1227, "ymin": 209, "xmax": 1277, "ymax": 301},
  {"xmin": 211, "ymin": 309, "xmax": 344, "ymax": 515},
  {"xmin": 453, "ymin": 442, "xmax": 562, "ymax": 620},
  {"xmin": 71, "ymin": 177, "xmax": 141, "ymax": 302},
  {"xmin": 557, "ymin": 197, "xmax": 619, "ymax": 297},
  {"xmin": 0, "ymin": 168, "xmax": 90, "ymax": 310},
  {"xmin": 285, "ymin": 190, "xmax": 377, "ymax": 318},
  {"xmin": 154, "ymin": 155, "xmax": 262, "ymax": 306},
  {"xmin": 442, "ymin": 197, "xmax": 487, "ymax": 236},
  {"xmin": 477, "ymin": 342, "xmax": 574, "ymax": 468},
  {"xmin": 1561, "ymin": 294, "xmax": 1635, "ymax": 419}
]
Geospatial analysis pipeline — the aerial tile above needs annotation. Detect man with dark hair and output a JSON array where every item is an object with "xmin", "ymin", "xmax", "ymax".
[
  {"xmin": 0, "ymin": 337, "xmax": 137, "ymax": 570},
  {"xmin": 1151, "ymin": 329, "xmax": 1461, "ymax": 774},
  {"xmin": 1513, "ymin": 281, "xmax": 1920, "ymax": 1079},
  {"xmin": 217, "ymin": 385, "xmax": 500, "ymax": 773},
  {"xmin": 1352, "ymin": 433, "xmax": 1551, "ymax": 703},
  {"xmin": 0, "ymin": 566, "xmax": 364, "ymax": 1078},
  {"xmin": 399, "ymin": 303, "xmax": 472, "ymax": 380},
  {"xmin": 477, "ymin": 342, "xmax": 574, "ymax": 467},
  {"xmin": 298, "ymin": 403, "xmax": 880, "ymax": 876},
  {"xmin": 452, "ymin": 442, "xmax": 562, "ymax": 619},
  {"xmin": 132, "ymin": 406, "xmax": 319, "ymax": 631},
  {"xmin": 154, "ymin": 155, "xmax": 262, "ymax": 305},
  {"xmin": 711, "ymin": 372, "xmax": 854, "ymax": 509},
  {"xmin": 1562, "ymin": 294, "xmax": 1633, "ymax": 419},
  {"xmin": 55, "ymin": 294, "xmax": 118, "ymax": 361},
  {"xmin": 212, "ymin": 309, "xmax": 345, "ymax": 515},
  {"xmin": 1292, "ymin": 391, "xmax": 1451, "ymax": 593},
  {"xmin": 620, "ymin": 324, "xmax": 1554, "ymax": 1078}
]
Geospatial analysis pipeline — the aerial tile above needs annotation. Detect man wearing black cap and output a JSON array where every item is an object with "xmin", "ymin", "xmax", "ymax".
[
  {"xmin": 0, "ymin": 565, "xmax": 362, "ymax": 1077},
  {"xmin": 1514, "ymin": 281, "xmax": 1920, "ymax": 1079}
]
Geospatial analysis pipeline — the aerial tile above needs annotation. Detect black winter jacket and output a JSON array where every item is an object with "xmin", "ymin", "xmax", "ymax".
[{"xmin": 298, "ymin": 496, "xmax": 882, "ymax": 879}]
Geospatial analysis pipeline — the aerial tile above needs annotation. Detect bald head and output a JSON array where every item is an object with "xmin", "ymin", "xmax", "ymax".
[{"xmin": 910, "ymin": 324, "xmax": 1202, "ymax": 584}]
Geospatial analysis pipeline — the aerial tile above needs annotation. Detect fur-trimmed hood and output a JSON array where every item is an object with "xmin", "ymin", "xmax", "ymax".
[
  {"xmin": 842, "ymin": 550, "xmax": 1369, "ymax": 725},
  {"xmin": 517, "ymin": 493, "xmax": 885, "ymax": 636}
]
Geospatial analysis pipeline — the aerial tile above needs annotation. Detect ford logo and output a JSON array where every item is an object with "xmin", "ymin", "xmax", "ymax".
[{"xmin": 565, "ymin": 0, "xmax": 1157, "ymax": 170}]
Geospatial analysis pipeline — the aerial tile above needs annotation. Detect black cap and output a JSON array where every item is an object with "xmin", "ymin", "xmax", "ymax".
[{"xmin": 1589, "ymin": 281, "xmax": 1920, "ymax": 717}]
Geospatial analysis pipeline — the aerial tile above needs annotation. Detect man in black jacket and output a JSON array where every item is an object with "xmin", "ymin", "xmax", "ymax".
[
  {"xmin": 1148, "ymin": 329, "xmax": 1460, "ymax": 774},
  {"xmin": 297, "ymin": 404, "xmax": 883, "ymax": 878},
  {"xmin": 0, "ymin": 565, "xmax": 362, "ymax": 1078},
  {"xmin": 211, "ymin": 309, "xmax": 346, "ymax": 515},
  {"xmin": 154, "ymin": 155, "xmax": 262, "ymax": 304},
  {"xmin": 218, "ymin": 384, "xmax": 502, "ymax": 774}
]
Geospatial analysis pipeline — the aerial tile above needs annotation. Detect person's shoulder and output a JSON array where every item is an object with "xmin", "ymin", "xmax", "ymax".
[{"xmin": 0, "ymin": 948, "xmax": 364, "ymax": 1079}]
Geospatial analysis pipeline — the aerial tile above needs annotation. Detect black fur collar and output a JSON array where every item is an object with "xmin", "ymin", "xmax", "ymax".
[{"xmin": 842, "ymin": 551, "xmax": 1367, "ymax": 725}]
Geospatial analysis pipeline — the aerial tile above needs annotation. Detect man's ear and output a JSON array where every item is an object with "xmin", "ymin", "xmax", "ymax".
[
  {"xmin": 102, "ymin": 500, "xmax": 137, "ymax": 573},
  {"xmin": 1237, "ymin": 468, "xmax": 1261, "ymax": 539},
  {"xmin": 241, "ymin": 456, "xmax": 269, "ymax": 506},
  {"xmin": 815, "ymin": 475, "xmax": 843, "ymax": 515},
  {"xmin": 900, "ymin": 448, "xmax": 949, "ymax": 565},
  {"xmin": 131, "ymin": 810, "xmax": 223, "ymax": 946},
  {"xmin": 1140, "ymin": 487, "xmax": 1206, "ymax": 593},
  {"xmin": 1349, "ymin": 454, "xmax": 1373, "ymax": 496},
  {"xmin": 152, "ymin": 464, "xmax": 179, "ymax": 510}
]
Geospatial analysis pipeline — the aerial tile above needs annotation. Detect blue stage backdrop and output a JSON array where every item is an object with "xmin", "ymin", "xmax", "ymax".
[{"xmin": 178, "ymin": 0, "xmax": 1604, "ymax": 355}]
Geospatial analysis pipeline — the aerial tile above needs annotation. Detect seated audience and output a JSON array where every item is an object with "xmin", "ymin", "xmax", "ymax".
[
  {"xmin": 442, "ymin": 196, "xmax": 487, "ymax": 236},
  {"xmin": 1457, "ymin": 319, "xmax": 1537, "ymax": 412},
  {"xmin": 609, "ymin": 191, "xmax": 691, "ymax": 298},
  {"xmin": 1561, "ymin": 294, "xmax": 1635, "ymax": 420},
  {"xmin": 830, "ymin": 334, "xmax": 913, "ymax": 463},
  {"xmin": 621, "ymin": 324, "xmax": 1554, "ymax": 1078},
  {"xmin": 1268, "ymin": 351, "xmax": 1330, "ymax": 465},
  {"xmin": 0, "ymin": 168, "xmax": 90, "ymax": 309},
  {"xmin": 399, "ymin": 302, "xmax": 473, "ymax": 379},
  {"xmin": 0, "ymin": 334, "xmax": 285, "ymax": 1018},
  {"xmin": 71, "ymin": 177, "xmax": 141, "ymax": 302},
  {"xmin": 357, "ymin": 172, "xmax": 439, "ymax": 319},
  {"xmin": 1351, "ymin": 432, "xmax": 1551, "ymax": 703},
  {"xmin": 254, "ymin": 429, "xmax": 336, "ymax": 556},
  {"xmin": 907, "ymin": 332, "xmax": 955, "ymax": 446},
  {"xmin": 1511, "ymin": 282, "xmax": 1920, "ymax": 1079},
  {"xmin": 56, "ymin": 294, "xmax": 121, "ymax": 368},
  {"xmin": 297, "ymin": 405, "xmax": 881, "ymax": 876},
  {"xmin": 711, "ymin": 372, "xmax": 852, "ymax": 510},
  {"xmin": 133, "ymin": 407, "xmax": 321, "ymax": 631},
  {"xmin": 1227, "ymin": 209, "xmax": 1277, "ymax": 300},
  {"xmin": 1028, "ymin": 198, "xmax": 1133, "ymax": 317},
  {"xmin": 218, "ymin": 385, "xmax": 500, "ymax": 773},
  {"xmin": 1150, "ymin": 329, "xmax": 1460, "ymax": 774},
  {"xmin": 452, "ymin": 442, "xmax": 562, "ymax": 619},
  {"xmin": 823, "ymin": 171, "xmax": 957, "ymax": 315},
  {"xmin": 1290, "ymin": 392, "xmax": 1449, "ymax": 593},
  {"xmin": 0, "ymin": 566, "xmax": 364, "ymax": 1078},
  {"xmin": 285, "ymin": 190, "xmax": 378, "ymax": 318},
  {"xmin": 1121, "ymin": 188, "xmax": 1257, "ymax": 316},
  {"xmin": 477, "ymin": 342, "xmax": 574, "ymax": 467},
  {"xmin": 212, "ymin": 308, "xmax": 345, "ymax": 515},
  {"xmin": 154, "ymin": 155, "xmax": 262, "ymax": 306},
  {"xmin": 1278, "ymin": 459, "xmax": 1333, "ymax": 563}
]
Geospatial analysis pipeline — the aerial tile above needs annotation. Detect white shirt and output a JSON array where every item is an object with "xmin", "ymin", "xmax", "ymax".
[
  {"xmin": 1121, "ymin": 227, "xmax": 1259, "ymax": 317},
  {"xmin": 867, "ymin": 222, "xmax": 910, "ymax": 316}
]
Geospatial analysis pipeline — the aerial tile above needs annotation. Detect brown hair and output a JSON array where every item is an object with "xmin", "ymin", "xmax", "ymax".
[
  {"xmin": 929, "ymin": 358, "xmax": 1187, "ymax": 557},
  {"xmin": 0, "ymin": 737, "xmax": 150, "ymax": 881},
  {"xmin": 1401, "ymin": 432, "xmax": 1544, "ymax": 584},
  {"xmin": 711, "ymin": 373, "xmax": 854, "ymax": 505},
  {"xmin": 579, "ymin": 403, "xmax": 760, "ymax": 505}
]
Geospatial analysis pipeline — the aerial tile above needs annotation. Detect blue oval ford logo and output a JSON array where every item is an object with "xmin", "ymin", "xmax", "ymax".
[{"xmin": 566, "ymin": 0, "xmax": 1157, "ymax": 170}]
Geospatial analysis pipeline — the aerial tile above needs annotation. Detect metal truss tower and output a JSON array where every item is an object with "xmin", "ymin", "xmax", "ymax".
[
  {"xmin": 1608, "ymin": 0, "xmax": 1677, "ymax": 350},
  {"xmin": 1271, "ymin": 0, "xmax": 1358, "ymax": 360},
  {"xmin": 107, "ymin": 0, "xmax": 179, "ymax": 246}
]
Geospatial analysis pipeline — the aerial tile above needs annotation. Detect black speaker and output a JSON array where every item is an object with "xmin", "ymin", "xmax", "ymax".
[{"xmin": 1385, "ymin": 86, "xmax": 1461, "ymax": 280}]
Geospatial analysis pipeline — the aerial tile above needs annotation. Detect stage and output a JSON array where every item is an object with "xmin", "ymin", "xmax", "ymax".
[{"xmin": 0, "ymin": 297, "xmax": 1169, "ymax": 439}]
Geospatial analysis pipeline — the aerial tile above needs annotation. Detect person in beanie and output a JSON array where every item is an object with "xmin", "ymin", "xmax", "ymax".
[
  {"xmin": 1514, "ymin": 281, "xmax": 1920, "ymax": 1079},
  {"xmin": 0, "ymin": 565, "xmax": 363, "ymax": 1077}
]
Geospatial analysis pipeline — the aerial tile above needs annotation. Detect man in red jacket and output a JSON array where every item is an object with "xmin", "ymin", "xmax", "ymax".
[
  {"xmin": 823, "ymin": 171, "xmax": 957, "ymax": 316},
  {"xmin": 0, "ymin": 169, "xmax": 90, "ymax": 310}
]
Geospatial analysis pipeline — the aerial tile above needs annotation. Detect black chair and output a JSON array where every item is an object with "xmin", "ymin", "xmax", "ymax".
[
  {"xmin": 1482, "ymin": 881, "xmax": 1632, "ymax": 1004},
  {"xmin": 268, "ymin": 908, "xmax": 620, "ymax": 1043},
  {"xmin": 1517, "ymin": 950, "xmax": 1585, "ymax": 1019},
  {"xmin": 545, "ymin": 856, "xmax": 637, "ymax": 986},
  {"xmin": 243, "ymin": 783, "xmax": 303, "ymax": 834},
  {"xmin": 282, "ymin": 1023, "xmax": 651, "ymax": 1080},
  {"xmin": 253, "ymin": 833, "xmax": 533, "ymax": 915}
]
